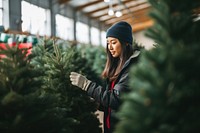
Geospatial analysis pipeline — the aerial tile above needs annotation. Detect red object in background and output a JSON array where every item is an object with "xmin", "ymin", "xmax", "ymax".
[
  {"xmin": 18, "ymin": 43, "xmax": 32, "ymax": 49},
  {"xmin": 0, "ymin": 43, "xmax": 13, "ymax": 58},
  {"xmin": 18, "ymin": 43, "xmax": 32, "ymax": 56},
  {"xmin": 0, "ymin": 43, "xmax": 32, "ymax": 58},
  {"xmin": 0, "ymin": 43, "xmax": 13, "ymax": 49}
]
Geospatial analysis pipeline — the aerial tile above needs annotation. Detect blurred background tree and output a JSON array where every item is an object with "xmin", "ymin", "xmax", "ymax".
[
  {"xmin": 0, "ymin": 43, "xmax": 62, "ymax": 133},
  {"xmin": 0, "ymin": 39, "xmax": 102, "ymax": 133},
  {"xmin": 115, "ymin": 0, "xmax": 200, "ymax": 133},
  {"xmin": 79, "ymin": 44, "xmax": 106, "ymax": 80}
]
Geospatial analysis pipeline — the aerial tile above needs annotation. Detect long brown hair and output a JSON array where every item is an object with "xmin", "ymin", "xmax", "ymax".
[{"xmin": 102, "ymin": 40, "xmax": 134, "ymax": 81}]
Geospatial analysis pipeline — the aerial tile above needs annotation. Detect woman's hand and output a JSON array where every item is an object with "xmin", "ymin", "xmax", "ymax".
[{"xmin": 69, "ymin": 72, "xmax": 91, "ymax": 91}]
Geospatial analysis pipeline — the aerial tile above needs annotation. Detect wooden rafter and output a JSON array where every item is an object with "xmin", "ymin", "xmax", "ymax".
[
  {"xmin": 57, "ymin": 0, "xmax": 153, "ymax": 32},
  {"xmin": 131, "ymin": 20, "xmax": 154, "ymax": 32},
  {"xmin": 91, "ymin": 1, "xmax": 149, "ymax": 19},
  {"xmin": 85, "ymin": 0, "xmax": 134, "ymax": 15},
  {"xmin": 75, "ymin": 0, "xmax": 102, "ymax": 10},
  {"xmin": 104, "ymin": 7, "xmax": 151, "ymax": 24}
]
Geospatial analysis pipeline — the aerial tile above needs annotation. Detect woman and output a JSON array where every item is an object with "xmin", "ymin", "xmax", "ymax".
[{"xmin": 70, "ymin": 21, "xmax": 140, "ymax": 133}]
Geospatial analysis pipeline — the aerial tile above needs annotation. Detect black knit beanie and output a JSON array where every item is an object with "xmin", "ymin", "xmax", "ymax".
[{"xmin": 106, "ymin": 21, "xmax": 133, "ymax": 45}]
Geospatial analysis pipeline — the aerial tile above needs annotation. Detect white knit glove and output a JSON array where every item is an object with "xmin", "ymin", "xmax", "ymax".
[{"xmin": 69, "ymin": 72, "xmax": 91, "ymax": 91}]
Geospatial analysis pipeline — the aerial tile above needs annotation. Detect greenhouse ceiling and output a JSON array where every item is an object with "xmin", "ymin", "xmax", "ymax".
[{"xmin": 58, "ymin": 0, "xmax": 153, "ymax": 32}]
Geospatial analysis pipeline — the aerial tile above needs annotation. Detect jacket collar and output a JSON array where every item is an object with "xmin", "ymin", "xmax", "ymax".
[
  {"xmin": 109, "ymin": 50, "xmax": 140, "ymax": 84},
  {"xmin": 122, "ymin": 50, "xmax": 140, "ymax": 69},
  {"xmin": 130, "ymin": 50, "xmax": 140, "ymax": 59}
]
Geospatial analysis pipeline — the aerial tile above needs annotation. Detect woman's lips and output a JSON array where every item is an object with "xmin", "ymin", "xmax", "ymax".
[{"xmin": 110, "ymin": 51, "xmax": 115, "ymax": 55}]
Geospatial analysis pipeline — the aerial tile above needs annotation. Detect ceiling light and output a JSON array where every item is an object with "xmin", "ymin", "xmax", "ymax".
[
  {"xmin": 115, "ymin": 10, "xmax": 122, "ymax": 17},
  {"xmin": 108, "ymin": 0, "xmax": 114, "ymax": 16},
  {"xmin": 104, "ymin": 0, "xmax": 110, "ymax": 3},
  {"xmin": 108, "ymin": 9, "xmax": 114, "ymax": 16}
]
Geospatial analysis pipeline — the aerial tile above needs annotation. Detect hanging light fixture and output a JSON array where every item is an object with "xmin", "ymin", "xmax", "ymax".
[
  {"xmin": 104, "ymin": 0, "xmax": 110, "ymax": 2},
  {"xmin": 105, "ymin": 0, "xmax": 123, "ymax": 17},
  {"xmin": 108, "ymin": 8, "xmax": 114, "ymax": 16},
  {"xmin": 115, "ymin": 10, "xmax": 122, "ymax": 17},
  {"xmin": 108, "ymin": 0, "xmax": 114, "ymax": 16},
  {"xmin": 115, "ymin": 0, "xmax": 123, "ymax": 17}
]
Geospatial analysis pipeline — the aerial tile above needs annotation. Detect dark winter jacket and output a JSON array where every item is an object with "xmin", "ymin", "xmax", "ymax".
[{"xmin": 87, "ymin": 50, "xmax": 140, "ymax": 133}]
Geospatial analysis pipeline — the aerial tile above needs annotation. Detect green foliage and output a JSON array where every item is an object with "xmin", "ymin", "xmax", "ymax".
[
  {"xmin": 115, "ymin": 0, "xmax": 200, "ymax": 133},
  {"xmin": 31, "ymin": 39, "xmax": 102, "ymax": 133},
  {"xmin": 78, "ymin": 44, "xmax": 106, "ymax": 87},
  {"xmin": 0, "ymin": 43, "xmax": 62, "ymax": 133},
  {"xmin": 79, "ymin": 44, "xmax": 106, "ymax": 76},
  {"xmin": 0, "ymin": 40, "xmax": 102, "ymax": 133}
]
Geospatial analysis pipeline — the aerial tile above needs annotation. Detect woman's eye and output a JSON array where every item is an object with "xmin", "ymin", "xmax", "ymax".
[{"xmin": 112, "ymin": 42, "xmax": 116, "ymax": 45}]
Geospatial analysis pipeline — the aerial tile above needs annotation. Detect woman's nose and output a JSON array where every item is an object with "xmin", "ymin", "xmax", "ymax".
[{"xmin": 109, "ymin": 44, "xmax": 113, "ymax": 50}]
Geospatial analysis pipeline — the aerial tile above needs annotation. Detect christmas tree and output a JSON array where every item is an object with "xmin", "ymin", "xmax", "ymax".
[
  {"xmin": 0, "ymin": 43, "xmax": 62, "ymax": 133},
  {"xmin": 115, "ymin": 0, "xmax": 200, "ymax": 133},
  {"xmin": 79, "ymin": 44, "xmax": 106, "ymax": 85},
  {"xmin": 30, "ymin": 39, "xmax": 102, "ymax": 133},
  {"xmin": 0, "ymin": 40, "xmax": 102, "ymax": 133}
]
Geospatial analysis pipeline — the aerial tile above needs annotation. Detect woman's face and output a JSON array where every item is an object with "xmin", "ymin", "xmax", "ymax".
[{"xmin": 107, "ymin": 37, "xmax": 122, "ymax": 58}]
